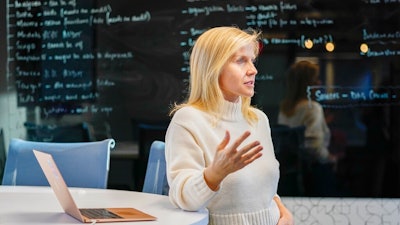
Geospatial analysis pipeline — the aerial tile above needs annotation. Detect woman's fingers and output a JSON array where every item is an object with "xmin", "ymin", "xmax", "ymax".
[
  {"xmin": 231, "ymin": 131, "xmax": 251, "ymax": 151},
  {"xmin": 241, "ymin": 145, "xmax": 263, "ymax": 164},
  {"xmin": 217, "ymin": 130, "xmax": 264, "ymax": 170},
  {"xmin": 217, "ymin": 130, "xmax": 230, "ymax": 151},
  {"xmin": 234, "ymin": 140, "xmax": 263, "ymax": 164}
]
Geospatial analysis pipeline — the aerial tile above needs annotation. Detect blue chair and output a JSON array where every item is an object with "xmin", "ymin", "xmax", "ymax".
[
  {"xmin": 2, "ymin": 138, "xmax": 115, "ymax": 189},
  {"xmin": 142, "ymin": 140, "xmax": 169, "ymax": 195},
  {"xmin": 0, "ymin": 128, "xmax": 6, "ymax": 184}
]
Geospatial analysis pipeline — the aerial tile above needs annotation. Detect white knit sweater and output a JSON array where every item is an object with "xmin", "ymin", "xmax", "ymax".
[
  {"xmin": 278, "ymin": 100, "xmax": 331, "ymax": 163},
  {"xmin": 165, "ymin": 100, "xmax": 280, "ymax": 225}
]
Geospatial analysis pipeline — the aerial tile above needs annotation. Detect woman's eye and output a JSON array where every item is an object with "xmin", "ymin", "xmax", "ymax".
[
  {"xmin": 234, "ymin": 56, "xmax": 255, "ymax": 64},
  {"xmin": 236, "ymin": 58, "xmax": 246, "ymax": 63}
]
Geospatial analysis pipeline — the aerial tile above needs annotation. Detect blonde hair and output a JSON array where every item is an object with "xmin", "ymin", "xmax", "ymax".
[{"xmin": 170, "ymin": 26, "xmax": 262, "ymax": 124}]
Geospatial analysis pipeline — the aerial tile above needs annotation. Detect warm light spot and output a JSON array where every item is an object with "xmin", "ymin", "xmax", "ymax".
[
  {"xmin": 325, "ymin": 42, "xmax": 335, "ymax": 52},
  {"xmin": 304, "ymin": 39, "xmax": 313, "ymax": 49},
  {"xmin": 360, "ymin": 43, "xmax": 369, "ymax": 53}
]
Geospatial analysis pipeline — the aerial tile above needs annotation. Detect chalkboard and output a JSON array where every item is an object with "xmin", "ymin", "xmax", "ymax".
[
  {"xmin": 4, "ymin": 0, "xmax": 400, "ymax": 197},
  {"xmin": 8, "ymin": 0, "xmax": 400, "ymax": 111}
]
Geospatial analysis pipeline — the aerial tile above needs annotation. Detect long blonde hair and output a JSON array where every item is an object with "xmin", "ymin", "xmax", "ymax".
[{"xmin": 170, "ymin": 26, "xmax": 262, "ymax": 124}]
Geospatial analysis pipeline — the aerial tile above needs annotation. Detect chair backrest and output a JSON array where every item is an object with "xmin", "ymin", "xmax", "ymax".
[
  {"xmin": 2, "ymin": 138, "xmax": 115, "ymax": 189},
  {"xmin": 0, "ymin": 128, "xmax": 6, "ymax": 184},
  {"xmin": 271, "ymin": 125, "xmax": 306, "ymax": 196},
  {"xmin": 142, "ymin": 140, "xmax": 169, "ymax": 195},
  {"xmin": 135, "ymin": 122, "xmax": 168, "ymax": 191}
]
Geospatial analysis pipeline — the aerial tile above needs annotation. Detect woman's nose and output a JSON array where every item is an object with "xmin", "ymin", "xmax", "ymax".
[{"xmin": 248, "ymin": 62, "xmax": 258, "ymax": 76}]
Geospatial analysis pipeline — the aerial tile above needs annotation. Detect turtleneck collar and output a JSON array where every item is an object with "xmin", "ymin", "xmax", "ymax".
[{"xmin": 220, "ymin": 97, "xmax": 243, "ymax": 121}]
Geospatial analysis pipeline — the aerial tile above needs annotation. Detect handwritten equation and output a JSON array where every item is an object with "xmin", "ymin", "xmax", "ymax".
[{"xmin": 308, "ymin": 85, "xmax": 400, "ymax": 108}]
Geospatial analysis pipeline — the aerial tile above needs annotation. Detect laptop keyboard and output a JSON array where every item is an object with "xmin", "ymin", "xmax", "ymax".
[{"xmin": 79, "ymin": 208, "xmax": 122, "ymax": 219}]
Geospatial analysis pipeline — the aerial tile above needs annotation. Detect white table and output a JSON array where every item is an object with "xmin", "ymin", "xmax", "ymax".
[{"xmin": 0, "ymin": 186, "xmax": 208, "ymax": 225}]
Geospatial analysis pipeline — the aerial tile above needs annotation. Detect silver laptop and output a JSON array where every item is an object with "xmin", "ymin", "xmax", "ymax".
[{"xmin": 33, "ymin": 149, "xmax": 157, "ymax": 223}]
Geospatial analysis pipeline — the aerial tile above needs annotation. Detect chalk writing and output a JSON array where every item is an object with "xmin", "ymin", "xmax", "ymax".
[
  {"xmin": 182, "ymin": 6, "xmax": 225, "ymax": 16},
  {"xmin": 7, "ymin": 0, "xmax": 400, "ymax": 121},
  {"xmin": 8, "ymin": 1, "xmax": 145, "ymax": 107},
  {"xmin": 363, "ymin": 29, "xmax": 400, "ymax": 40},
  {"xmin": 362, "ymin": 48, "xmax": 400, "ymax": 57},
  {"xmin": 245, "ymin": 1, "xmax": 333, "ymax": 29},
  {"xmin": 42, "ymin": 104, "xmax": 113, "ymax": 117},
  {"xmin": 365, "ymin": 0, "xmax": 400, "ymax": 4},
  {"xmin": 263, "ymin": 34, "xmax": 333, "ymax": 48},
  {"xmin": 308, "ymin": 86, "xmax": 400, "ymax": 108}
]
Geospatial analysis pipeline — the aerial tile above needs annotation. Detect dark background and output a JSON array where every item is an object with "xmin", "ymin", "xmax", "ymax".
[{"xmin": 2, "ymin": 0, "xmax": 400, "ymax": 197}]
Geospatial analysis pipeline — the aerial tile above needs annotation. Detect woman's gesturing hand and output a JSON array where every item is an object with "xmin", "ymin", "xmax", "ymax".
[{"xmin": 204, "ymin": 130, "xmax": 263, "ymax": 190}]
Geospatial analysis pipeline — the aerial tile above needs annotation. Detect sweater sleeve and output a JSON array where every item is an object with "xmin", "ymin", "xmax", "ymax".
[
  {"xmin": 302, "ymin": 102, "xmax": 330, "ymax": 161},
  {"xmin": 165, "ymin": 111, "xmax": 218, "ymax": 211}
]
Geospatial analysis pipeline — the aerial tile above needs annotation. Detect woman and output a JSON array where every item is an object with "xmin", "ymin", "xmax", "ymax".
[
  {"xmin": 165, "ymin": 26, "xmax": 293, "ymax": 225},
  {"xmin": 278, "ymin": 60, "xmax": 335, "ymax": 163},
  {"xmin": 278, "ymin": 60, "xmax": 337, "ymax": 196}
]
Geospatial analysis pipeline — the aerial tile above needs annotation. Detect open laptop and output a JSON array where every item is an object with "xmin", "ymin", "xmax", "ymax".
[{"xmin": 33, "ymin": 149, "xmax": 157, "ymax": 223}]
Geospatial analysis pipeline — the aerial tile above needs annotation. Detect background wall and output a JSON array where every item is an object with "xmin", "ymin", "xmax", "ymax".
[
  {"xmin": 1, "ymin": 0, "xmax": 400, "ymax": 197},
  {"xmin": 0, "ymin": 0, "xmax": 27, "ymax": 150}
]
